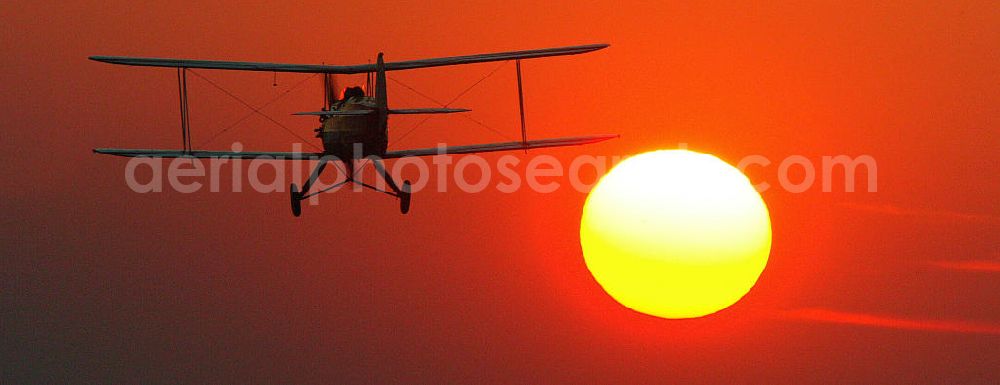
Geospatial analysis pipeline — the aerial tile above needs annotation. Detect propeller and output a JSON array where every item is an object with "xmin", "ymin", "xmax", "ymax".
[{"xmin": 323, "ymin": 73, "xmax": 339, "ymax": 111}]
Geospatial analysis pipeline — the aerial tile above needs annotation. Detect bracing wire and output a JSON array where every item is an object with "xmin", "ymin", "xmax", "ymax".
[
  {"xmin": 189, "ymin": 70, "xmax": 322, "ymax": 151},
  {"xmin": 388, "ymin": 61, "xmax": 513, "ymax": 146}
]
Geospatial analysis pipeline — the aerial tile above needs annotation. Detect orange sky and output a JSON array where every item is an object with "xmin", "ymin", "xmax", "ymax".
[{"xmin": 3, "ymin": 1, "xmax": 998, "ymax": 383}]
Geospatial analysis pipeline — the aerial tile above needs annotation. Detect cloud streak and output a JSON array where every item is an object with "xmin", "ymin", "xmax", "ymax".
[
  {"xmin": 784, "ymin": 308, "xmax": 1000, "ymax": 336},
  {"xmin": 840, "ymin": 202, "xmax": 999, "ymax": 224},
  {"xmin": 927, "ymin": 259, "xmax": 1000, "ymax": 272}
]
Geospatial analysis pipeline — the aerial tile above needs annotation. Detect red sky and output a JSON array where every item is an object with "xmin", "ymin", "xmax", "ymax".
[{"xmin": 3, "ymin": 1, "xmax": 998, "ymax": 383}]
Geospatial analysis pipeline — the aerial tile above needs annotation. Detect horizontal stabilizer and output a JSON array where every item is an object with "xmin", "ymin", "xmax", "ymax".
[
  {"xmin": 388, "ymin": 108, "xmax": 470, "ymax": 115},
  {"xmin": 293, "ymin": 108, "xmax": 468, "ymax": 116},
  {"xmin": 292, "ymin": 110, "xmax": 374, "ymax": 116},
  {"xmin": 89, "ymin": 44, "xmax": 609, "ymax": 74}
]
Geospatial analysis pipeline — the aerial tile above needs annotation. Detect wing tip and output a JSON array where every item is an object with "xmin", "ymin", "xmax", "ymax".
[{"xmin": 576, "ymin": 43, "xmax": 610, "ymax": 52}]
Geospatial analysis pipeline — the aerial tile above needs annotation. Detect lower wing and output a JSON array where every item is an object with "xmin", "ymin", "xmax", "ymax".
[
  {"xmin": 93, "ymin": 134, "xmax": 618, "ymax": 159},
  {"xmin": 382, "ymin": 134, "xmax": 618, "ymax": 158},
  {"xmin": 92, "ymin": 149, "xmax": 324, "ymax": 159}
]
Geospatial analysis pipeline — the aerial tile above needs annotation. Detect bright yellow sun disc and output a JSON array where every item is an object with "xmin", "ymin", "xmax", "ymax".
[{"xmin": 580, "ymin": 150, "xmax": 771, "ymax": 319}]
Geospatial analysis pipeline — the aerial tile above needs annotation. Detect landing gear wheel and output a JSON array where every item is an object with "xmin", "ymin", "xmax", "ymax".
[
  {"xmin": 289, "ymin": 183, "xmax": 302, "ymax": 217},
  {"xmin": 399, "ymin": 180, "xmax": 412, "ymax": 214}
]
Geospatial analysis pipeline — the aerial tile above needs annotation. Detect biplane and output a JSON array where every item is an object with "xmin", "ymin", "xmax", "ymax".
[{"xmin": 91, "ymin": 44, "xmax": 616, "ymax": 216}]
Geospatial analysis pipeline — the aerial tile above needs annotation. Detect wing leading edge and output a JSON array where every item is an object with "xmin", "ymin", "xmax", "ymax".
[
  {"xmin": 93, "ymin": 134, "xmax": 617, "ymax": 160},
  {"xmin": 89, "ymin": 44, "xmax": 609, "ymax": 74},
  {"xmin": 92, "ymin": 149, "xmax": 325, "ymax": 159},
  {"xmin": 382, "ymin": 134, "xmax": 619, "ymax": 158}
]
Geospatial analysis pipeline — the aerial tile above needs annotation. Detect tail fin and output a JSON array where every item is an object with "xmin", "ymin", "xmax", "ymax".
[
  {"xmin": 374, "ymin": 53, "xmax": 389, "ymax": 153},
  {"xmin": 375, "ymin": 52, "xmax": 389, "ymax": 113}
]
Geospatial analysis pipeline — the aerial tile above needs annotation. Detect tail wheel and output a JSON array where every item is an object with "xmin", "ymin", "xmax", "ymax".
[
  {"xmin": 399, "ymin": 180, "xmax": 412, "ymax": 214},
  {"xmin": 289, "ymin": 183, "xmax": 302, "ymax": 217}
]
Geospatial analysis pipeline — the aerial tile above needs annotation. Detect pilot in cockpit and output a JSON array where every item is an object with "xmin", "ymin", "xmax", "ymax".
[{"xmin": 340, "ymin": 86, "xmax": 365, "ymax": 105}]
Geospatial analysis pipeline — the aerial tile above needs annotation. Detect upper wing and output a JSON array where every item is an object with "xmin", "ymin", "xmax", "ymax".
[
  {"xmin": 382, "ymin": 134, "xmax": 618, "ymax": 159},
  {"xmin": 89, "ymin": 44, "xmax": 609, "ymax": 74}
]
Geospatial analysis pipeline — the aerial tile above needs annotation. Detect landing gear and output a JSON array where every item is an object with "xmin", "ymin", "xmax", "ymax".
[
  {"xmin": 289, "ymin": 183, "xmax": 302, "ymax": 217},
  {"xmin": 399, "ymin": 180, "xmax": 412, "ymax": 214},
  {"xmin": 371, "ymin": 159, "xmax": 412, "ymax": 215},
  {"xmin": 287, "ymin": 157, "xmax": 413, "ymax": 217}
]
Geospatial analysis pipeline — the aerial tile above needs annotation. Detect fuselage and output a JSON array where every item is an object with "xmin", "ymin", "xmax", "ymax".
[{"xmin": 318, "ymin": 96, "xmax": 387, "ymax": 159}]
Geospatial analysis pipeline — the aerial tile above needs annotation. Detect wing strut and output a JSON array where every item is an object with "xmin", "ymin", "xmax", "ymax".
[
  {"xmin": 515, "ymin": 60, "xmax": 528, "ymax": 153},
  {"xmin": 177, "ymin": 68, "xmax": 192, "ymax": 153}
]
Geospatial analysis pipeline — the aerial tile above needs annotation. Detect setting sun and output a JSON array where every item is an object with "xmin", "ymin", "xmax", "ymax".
[{"xmin": 580, "ymin": 150, "xmax": 772, "ymax": 319}]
